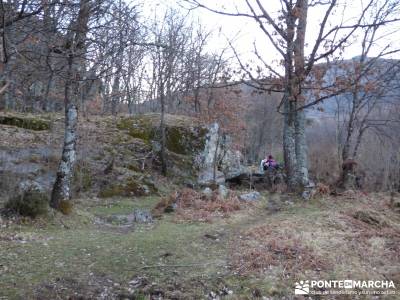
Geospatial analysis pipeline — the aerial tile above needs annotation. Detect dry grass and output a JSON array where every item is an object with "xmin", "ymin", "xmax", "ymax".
[
  {"xmin": 315, "ymin": 182, "xmax": 330, "ymax": 195},
  {"xmin": 154, "ymin": 188, "xmax": 244, "ymax": 222},
  {"xmin": 230, "ymin": 225, "xmax": 330, "ymax": 276},
  {"xmin": 227, "ymin": 191, "xmax": 400, "ymax": 295}
]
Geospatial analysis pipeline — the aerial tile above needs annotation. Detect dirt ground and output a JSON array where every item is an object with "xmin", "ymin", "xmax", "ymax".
[{"xmin": 1, "ymin": 190, "xmax": 399, "ymax": 299}]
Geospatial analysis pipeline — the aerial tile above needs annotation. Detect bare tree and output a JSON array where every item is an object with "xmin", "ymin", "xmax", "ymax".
[
  {"xmin": 185, "ymin": 0, "xmax": 400, "ymax": 191},
  {"xmin": 51, "ymin": 0, "xmax": 93, "ymax": 213}
]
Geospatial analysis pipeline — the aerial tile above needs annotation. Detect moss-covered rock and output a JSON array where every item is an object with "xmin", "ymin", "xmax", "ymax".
[
  {"xmin": 0, "ymin": 115, "xmax": 50, "ymax": 131},
  {"xmin": 116, "ymin": 114, "xmax": 207, "ymax": 155},
  {"xmin": 98, "ymin": 176, "xmax": 155, "ymax": 198},
  {"xmin": 116, "ymin": 116, "xmax": 154, "ymax": 143},
  {"xmin": 115, "ymin": 114, "xmax": 210, "ymax": 184},
  {"xmin": 165, "ymin": 126, "xmax": 207, "ymax": 155}
]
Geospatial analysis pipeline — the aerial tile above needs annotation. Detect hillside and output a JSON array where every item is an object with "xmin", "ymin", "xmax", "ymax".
[
  {"xmin": 1, "ymin": 114, "xmax": 400, "ymax": 299},
  {"xmin": 307, "ymin": 57, "xmax": 400, "ymax": 120}
]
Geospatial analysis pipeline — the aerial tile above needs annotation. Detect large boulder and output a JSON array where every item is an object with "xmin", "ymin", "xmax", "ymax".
[
  {"xmin": 117, "ymin": 114, "xmax": 207, "ymax": 156},
  {"xmin": 195, "ymin": 122, "xmax": 246, "ymax": 185},
  {"xmin": 117, "ymin": 114, "xmax": 208, "ymax": 181},
  {"xmin": 198, "ymin": 169, "xmax": 225, "ymax": 186},
  {"xmin": 117, "ymin": 116, "xmax": 247, "ymax": 186}
]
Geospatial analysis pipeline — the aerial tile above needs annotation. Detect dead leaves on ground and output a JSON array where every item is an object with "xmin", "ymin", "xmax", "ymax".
[
  {"xmin": 230, "ymin": 225, "xmax": 330, "ymax": 276},
  {"xmin": 153, "ymin": 188, "xmax": 245, "ymax": 222}
]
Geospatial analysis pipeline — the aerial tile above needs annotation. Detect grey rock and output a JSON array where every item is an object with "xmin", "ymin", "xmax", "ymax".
[
  {"xmin": 0, "ymin": 147, "xmax": 55, "ymax": 196},
  {"xmin": 218, "ymin": 185, "xmax": 229, "ymax": 199},
  {"xmin": 198, "ymin": 169, "xmax": 225, "ymax": 186},
  {"xmin": 305, "ymin": 180, "xmax": 316, "ymax": 188},
  {"xmin": 142, "ymin": 184, "xmax": 150, "ymax": 195},
  {"xmin": 239, "ymin": 191, "xmax": 261, "ymax": 202},
  {"xmin": 196, "ymin": 123, "xmax": 246, "ymax": 184},
  {"xmin": 103, "ymin": 209, "xmax": 153, "ymax": 226},
  {"xmin": 202, "ymin": 187, "xmax": 213, "ymax": 200},
  {"xmin": 201, "ymin": 123, "xmax": 220, "ymax": 168},
  {"xmin": 301, "ymin": 190, "xmax": 312, "ymax": 201},
  {"xmin": 220, "ymin": 149, "xmax": 246, "ymax": 180},
  {"xmin": 18, "ymin": 180, "xmax": 45, "ymax": 193},
  {"xmin": 133, "ymin": 209, "xmax": 153, "ymax": 223}
]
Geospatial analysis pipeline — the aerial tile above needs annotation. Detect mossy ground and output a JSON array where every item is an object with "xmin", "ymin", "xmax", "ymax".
[{"xmin": 1, "ymin": 192, "xmax": 399, "ymax": 299}]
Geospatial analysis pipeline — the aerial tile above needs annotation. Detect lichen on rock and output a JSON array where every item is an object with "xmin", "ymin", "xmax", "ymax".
[
  {"xmin": 98, "ymin": 175, "xmax": 155, "ymax": 198},
  {"xmin": 116, "ymin": 114, "xmax": 207, "ymax": 155},
  {"xmin": 116, "ymin": 115, "xmax": 246, "ymax": 186},
  {"xmin": 0, "ymin": 115, "xmax": 50, "ymax": 131}
]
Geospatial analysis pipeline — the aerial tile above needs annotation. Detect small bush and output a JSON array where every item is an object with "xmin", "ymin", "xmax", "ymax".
[{"xmin": 5, "ymin": 189, "xmax": 49, "ymax": 218}]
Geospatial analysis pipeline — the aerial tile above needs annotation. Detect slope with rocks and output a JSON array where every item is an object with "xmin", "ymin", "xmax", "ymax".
[{"xmin": 0, "ymin": 112, "xmax": 247, "ymax": 199}]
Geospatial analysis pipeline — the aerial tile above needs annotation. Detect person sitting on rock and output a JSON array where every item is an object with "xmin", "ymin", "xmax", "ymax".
[
  {"xmin": 260, "ymin": 156, "xmax": 267, "ymax": 173},
  {"xmin": 264, "ymin": 155, "xmax": 278, "ymax": 171}
]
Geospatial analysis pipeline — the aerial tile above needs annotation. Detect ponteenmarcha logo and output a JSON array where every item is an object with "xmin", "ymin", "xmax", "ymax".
[
  {"xmin": 295, "ymin": 280, "xmax": 310, "ymax": 294},
  {"xmin": 294, "ymin": 279, "xmax": 396, "ymax": 295}
]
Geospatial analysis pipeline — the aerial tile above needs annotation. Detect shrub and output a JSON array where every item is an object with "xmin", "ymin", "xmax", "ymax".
[{"xmin": 5, "ymin": 189, "xmax": 49, "ymax": 218}]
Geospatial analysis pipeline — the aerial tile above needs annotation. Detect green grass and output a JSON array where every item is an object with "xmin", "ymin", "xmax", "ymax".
[
  {"xmin": 1, "ymin": 193, "xmax": 399, "ymax": 299},
  {"xmin": 0, "ymin": 196, "xmax": 229, "ymax": 298},
  {"xmin": 87, "ymin": 196, "xmax": 160, "ymax": 216}
]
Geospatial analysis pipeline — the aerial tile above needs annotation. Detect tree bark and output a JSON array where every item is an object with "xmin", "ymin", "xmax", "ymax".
[
  {"xmin": 283, "ymin": 97, "xmax": 298, "ymax": 190},
  {"xmin": 160, "ymin": 91, "xmax": 167, "ymax": 176},
  {"xmin": 51, "ymin": 0, "xmax": 91, "ymax": 214},
  {"xmin": 295, "ymin": 108, "xmax": 309, "ymax": 186},
  {"xmin": 293, "ymin": 0, "xmax": 309, "ymax": 187}
]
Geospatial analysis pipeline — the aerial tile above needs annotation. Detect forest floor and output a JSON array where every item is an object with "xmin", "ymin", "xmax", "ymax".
[{"xmin": 1, "ymin": 191, "xmax": 399, "ymax": 299}]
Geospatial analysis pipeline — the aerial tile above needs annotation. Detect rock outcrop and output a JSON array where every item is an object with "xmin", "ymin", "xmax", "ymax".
[
  {"xmin": 195, "ymin": 122, "xmax": 246, "ymax": 186},
  {"xmin": 0, "ymin": 114, "xmax": 50, "ymax": 131},
  {"xmin": 0, "ymin": 113, "xmax": 247, "ymax": 198},
  {"xmin": 117, "ymin": 116, "xmax": 247, "ymax": 187}
]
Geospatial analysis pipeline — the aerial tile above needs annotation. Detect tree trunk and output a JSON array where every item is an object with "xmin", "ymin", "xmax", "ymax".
[
  {"xmin": 50, "ymin": 102, "xmax": 78, "ymax": 213},
  {"xmin": 51, "ymin": 53, "xmax": 77, "ymax": 213},
  {"xmin": 160, "ymin": 91, "xmax": 167, "ymax": 176},
  {"xmin": 295, "ymin": 107, "xmax": 309, "ymax": 186},
  {"xmin": 44, "ymin": 71, "xmax": 54, "ymax": 112},
  {"xmin": 293, "ymin": 0, "xmax": 309, "ymax": 188},
  {"xmin": 342, "ymin": 91, "xmax": 358, "ymax": 161},
  {"xmin": 51, "ymin": 0, "xmax": 90, "ymax": 214},
  {"xmin": 283, "ymin": 97, "xmax": 298, "ymax": 190},
  {"xmin": 111, "ymin": 74, "xmax": 120, "ymax": 115}
]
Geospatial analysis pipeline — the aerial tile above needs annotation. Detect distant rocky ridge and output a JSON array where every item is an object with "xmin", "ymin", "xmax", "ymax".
[{"xmin": 307, "ymin": 57, "xmax": 400, "ymax": 120}]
